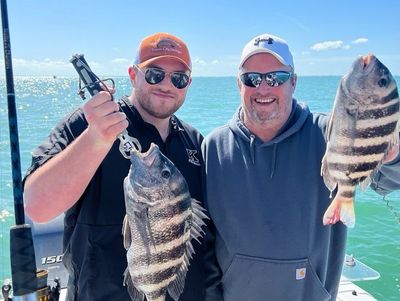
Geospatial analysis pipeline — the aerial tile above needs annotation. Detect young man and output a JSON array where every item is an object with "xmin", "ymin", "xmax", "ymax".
[
  {"xmin": 24, "ymin": 33, "xmax": 206, "ymax": 301},
  {"xmin": 202, "ymin": 33, "xmax": 400, "ymax": 301}
]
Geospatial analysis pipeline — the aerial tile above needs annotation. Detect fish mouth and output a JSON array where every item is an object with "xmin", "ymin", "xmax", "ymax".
[
  {"xmin": 130, "ymin": 143, "xmax": 159, "ymax": 167},
  {"xmin": 353, "ymin": 53, "xmax": 376, "ymax": 74},
  {"xmin": 361, "ymin": 53, "xmax": 375, "ymax": 69}
]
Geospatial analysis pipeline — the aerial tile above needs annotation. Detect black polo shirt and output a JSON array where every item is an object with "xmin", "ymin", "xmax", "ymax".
[{"xmin": 24, "ymin": 97, "xmax": 205, "ymax": 301}]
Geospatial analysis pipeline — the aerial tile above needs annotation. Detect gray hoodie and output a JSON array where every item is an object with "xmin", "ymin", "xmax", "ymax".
[{"xmin": 202, "ymin": 99, "xmax": 400, "ymax": 301}]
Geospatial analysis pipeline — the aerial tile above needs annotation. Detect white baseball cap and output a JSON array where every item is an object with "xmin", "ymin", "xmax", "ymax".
[{"xmin": 239, "ymin": 33, "xmax": 294, "ymax": 70}]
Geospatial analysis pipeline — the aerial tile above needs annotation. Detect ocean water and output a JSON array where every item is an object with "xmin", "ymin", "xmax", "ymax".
[{"xmin": 0, "ymin": 76, "xmax": 399, "ymax": 300}]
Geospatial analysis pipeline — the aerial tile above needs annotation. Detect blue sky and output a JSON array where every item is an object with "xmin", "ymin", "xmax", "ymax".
[{"xmin": 1, "ymin": 0, "xmax": 399, "ymax": 76}]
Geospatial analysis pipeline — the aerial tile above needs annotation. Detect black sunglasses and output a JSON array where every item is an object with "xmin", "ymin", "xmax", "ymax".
[
  {"xmin": 138, "ymin": 67, "xmax": 190, "ymax": 89},
  {"xmin": 240, "ymin": 71, "xmax": 293, "ymax": 88}
]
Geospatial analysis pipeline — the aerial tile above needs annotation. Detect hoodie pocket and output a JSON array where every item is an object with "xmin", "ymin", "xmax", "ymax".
[{"xmin": 221, "ymin": 254, "xmax": 331, "ymax": 301}]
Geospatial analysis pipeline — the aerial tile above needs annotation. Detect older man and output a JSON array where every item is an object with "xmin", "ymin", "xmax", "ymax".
[{"xmin": 202, "ymin": 33, "xmax": 400, "ymax": 301}]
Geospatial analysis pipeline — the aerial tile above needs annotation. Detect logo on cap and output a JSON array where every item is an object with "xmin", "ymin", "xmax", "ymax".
[
  {"xmin": 151, "ymin": 38, "xmax": 182, "ymax": 54},
  {"xmin": 254, "ymin": 37, "xmax": 274, "ymax": 46}
]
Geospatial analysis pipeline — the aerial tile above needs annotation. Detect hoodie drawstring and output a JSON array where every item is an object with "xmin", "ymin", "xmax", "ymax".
[
  {"xmin": 250, "ymin": 135, "xmax": 256, "ymax": 164},
  {"xmin": 270, "ymin": 143, "xmax": 278, "ymax": 178}
]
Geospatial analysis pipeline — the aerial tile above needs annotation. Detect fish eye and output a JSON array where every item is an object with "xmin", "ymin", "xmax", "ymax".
[
  {"xmin": 378, "ymin": 78, "xmax": 388, "ymax": 88},
  {"xmin": 161, "ymin": 169, "xmax": 171, "ymax": 179}
]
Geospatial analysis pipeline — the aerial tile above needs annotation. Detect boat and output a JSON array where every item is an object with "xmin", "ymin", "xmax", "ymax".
[{"xmin": 1, "ymin": 214, "xmax": 381, "ymax": 301}]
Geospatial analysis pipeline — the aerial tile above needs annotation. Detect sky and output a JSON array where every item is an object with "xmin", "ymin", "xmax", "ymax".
[{"xmin": 1, "ymin": 0, "xmax": 400, "ymax": 77}]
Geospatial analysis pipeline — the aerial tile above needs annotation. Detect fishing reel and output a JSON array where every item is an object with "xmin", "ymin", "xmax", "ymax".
[{"xmin": 1, "ymin": 269, "xmax": 61, "ymax": 301}]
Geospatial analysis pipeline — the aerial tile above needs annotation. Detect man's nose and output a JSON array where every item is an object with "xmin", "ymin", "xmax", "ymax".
[{"xmin": 256, "ymin": 78, "xmax": 272, "ymax": 92}]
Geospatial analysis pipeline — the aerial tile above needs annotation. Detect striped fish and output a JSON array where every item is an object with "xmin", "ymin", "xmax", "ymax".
[
  {"xmin": 122, "ymin": 143, "xmax": 207, "ymax": 301},
  {"xmin": 321, "ymin": 54, "xmax": 399, "ymax": 228}
]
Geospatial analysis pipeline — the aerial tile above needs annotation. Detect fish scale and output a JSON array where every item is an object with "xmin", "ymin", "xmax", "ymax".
[
  {"xmin": 122, "ymin": 143, "xmax": 207, "ymax": 301},
  {"xmin": 321, "ymin": 54, "xmax": 399, "ymax": 228}
]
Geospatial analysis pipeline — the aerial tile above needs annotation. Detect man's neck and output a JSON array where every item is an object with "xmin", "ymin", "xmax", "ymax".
[{"xmin": 128, "ymin": 96, "xmax": 171, "ymax": 142}]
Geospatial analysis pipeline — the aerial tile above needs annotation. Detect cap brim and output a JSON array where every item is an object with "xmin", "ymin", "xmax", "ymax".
[{"xmin": 137, "ymin": 55, "xmax": 191, "ymax": 71}]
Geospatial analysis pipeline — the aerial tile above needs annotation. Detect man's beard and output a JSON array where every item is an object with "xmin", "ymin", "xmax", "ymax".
[{"xmin": 135, "ymin": 87, "xmax": 183, "ymax": 119}]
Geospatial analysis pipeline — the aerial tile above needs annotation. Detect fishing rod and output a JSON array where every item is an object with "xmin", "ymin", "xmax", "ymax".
[
  {"xmin": 0, "ymin": 0, "xmax": 37, "ymax": 299},
  {"xmin": 1, "ymin": 1, "xmax": 60, "ymax": 300}
]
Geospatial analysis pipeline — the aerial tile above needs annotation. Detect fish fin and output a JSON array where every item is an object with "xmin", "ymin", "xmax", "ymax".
[
  {"xmin": 122, "ymin": 215, "xmax": 131, "ymax": 250},
  {"xmin": 191, "ymin": 198, "xmax": 208, "ymax": 225},
  {"xmin": 323, "ymin": 196, "xmax": 355, "ymax": 228},
  {"xmin": 321, "ymin": 106, "xmax": 339, "ymax": 191},
  {"xmin": 325, "ymin": 112, "xmax": 335, "ymax": 143},
  {"xmin": 134, "ymin": 210, "xmax": 154, "ymax": 257},
  {"xmin": 123, "ymin": 268, "xmax": 145, "ymax": 301},
  {"xmin": 321, "ymin": 153, "xmax": 337, "ymax": 192},
  {"xmin": 167, "ymin": 199, "xmax": 208, "ymax": 301},
  {"xmin": 167, "ymin": 264, "xmax": 187, "ymax": 301},
  {"xmin": 167, "ymin": 247, "xmax": 193, "ymax": 301}
]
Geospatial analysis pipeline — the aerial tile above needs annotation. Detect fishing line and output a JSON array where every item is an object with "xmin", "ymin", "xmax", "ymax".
[{"xmin": 383, "ymin": 196, "xmax": 400, "ymax": 225}]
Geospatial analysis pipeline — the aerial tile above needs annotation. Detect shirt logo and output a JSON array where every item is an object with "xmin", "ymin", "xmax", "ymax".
[
  {"xmin": 296, "ymin": 268, "xmax": 306, "ymax": 280},
  {"xmin": 186, "ymin": 149, "xmax": 200, "ymax": 166}
]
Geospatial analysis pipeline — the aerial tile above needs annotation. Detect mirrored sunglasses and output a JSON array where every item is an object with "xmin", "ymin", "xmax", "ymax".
[
  {"xmin": 240, "ymin": 71, "xmax": 293, "ymax": 88},
  {"xmin": 139, "ymin": 67, "xmax": 190, "ymax": 89}
]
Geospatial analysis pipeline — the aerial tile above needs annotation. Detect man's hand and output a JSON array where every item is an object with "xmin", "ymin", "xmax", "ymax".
[
  {"xmin": 82, "ymin": 89, "xmax": 129, "ymax": 146},
  {"xmin": 383, "ymin": 140, "xmax": 399, "ymax": 164}
]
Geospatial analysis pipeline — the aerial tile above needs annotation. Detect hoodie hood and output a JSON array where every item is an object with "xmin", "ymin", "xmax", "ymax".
[{"xmin": 229, "ymin": 99, "xmax": 310, "ymax": 173}]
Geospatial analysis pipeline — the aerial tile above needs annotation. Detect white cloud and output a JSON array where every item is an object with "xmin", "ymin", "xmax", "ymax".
[
  {"xmin": 0, "ymin": 57, "xmax": 104, "ymax": 76},
  {"xmin": 111, "ymin": 58, "xmax": 131, "ymax": 64},
  {"xmin": 191, "ymin": 56, "xmax": 239, "ymax": 76},
  {"xmin": 311, "ymin": 40, "xmax": 348, "ymax": 51},
  {"xmin": 352, "ymin": 38, "xmax": 368, "ymax": 44},
  {"xmin": 192, "ymin": 57, "xmax": 207, "ymax": 65},
  {"xmin": 12, "ymin": 58, "xmax": 69, "ymax": 68}
]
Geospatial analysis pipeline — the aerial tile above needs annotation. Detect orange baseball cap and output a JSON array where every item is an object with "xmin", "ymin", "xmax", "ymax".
[{"xmin": 134, "ymin": 33, "xmax": 192, "ymax": 71}]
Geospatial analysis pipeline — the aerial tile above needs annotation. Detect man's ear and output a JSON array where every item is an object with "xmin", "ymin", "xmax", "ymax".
[
  {"xmin": 185, "ymin": 77, "xmax": 193, "ymax": 88},
  {"xmin": 128, "ymin": 66, "xmax": 137, "ymax": 81},
  {"xmin": 291, "ymin": 73, "xmax": 297, "ymax": 90},
  {"xmin": 237, "ymin": 75, "xmax": 242, "ymax": 90}
]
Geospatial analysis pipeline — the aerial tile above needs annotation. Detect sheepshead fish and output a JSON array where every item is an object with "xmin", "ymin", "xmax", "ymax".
[
  {"xmin": 122, "ymin": 143, "xmax": 207, "ymax": 301},
  {"xmin": 321, "ymin": 54, "xmax": 399, "ymax": 228}
]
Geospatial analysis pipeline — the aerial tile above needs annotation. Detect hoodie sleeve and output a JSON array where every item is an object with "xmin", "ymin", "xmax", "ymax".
[{"xmin": 201, "ymin": 140, "xmax": 224, "ymax": 301}]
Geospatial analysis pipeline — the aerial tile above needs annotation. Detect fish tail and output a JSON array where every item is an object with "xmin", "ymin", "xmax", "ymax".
[{"xmin": 323, "ymin": 196, "xmax": 355, "ymax": 228}]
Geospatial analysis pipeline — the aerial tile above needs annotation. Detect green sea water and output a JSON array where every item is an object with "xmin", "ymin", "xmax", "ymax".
[{"xmin": 0, "ymin": 76, "xmax": 399, "ymax": 299}]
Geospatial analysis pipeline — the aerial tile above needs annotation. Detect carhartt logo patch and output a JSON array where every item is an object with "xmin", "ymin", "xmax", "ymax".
[
  {"xmin": 186, "ymin": 149, "xmax": 200, "ymax": 166},
  {"xmin": 296, "ymin": 268, "xmax": 306, "ymax": 280}
]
